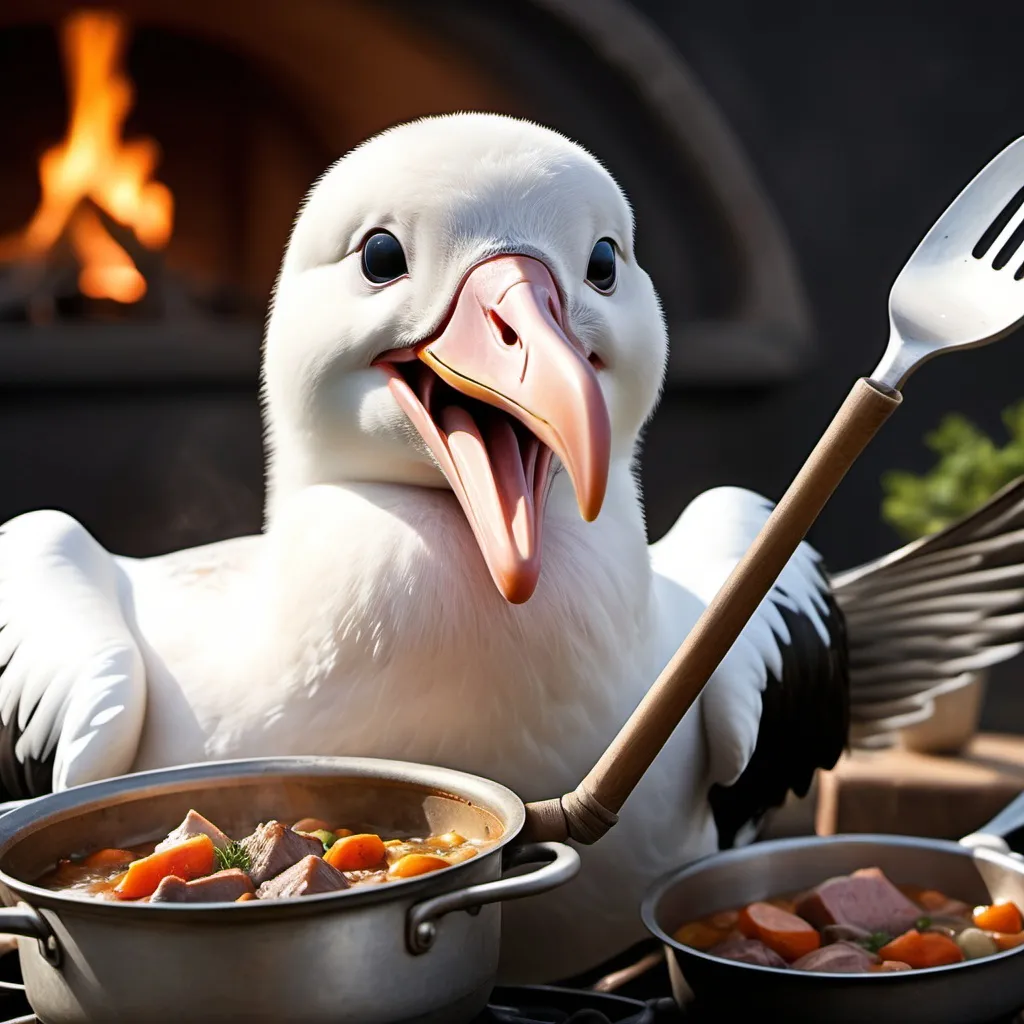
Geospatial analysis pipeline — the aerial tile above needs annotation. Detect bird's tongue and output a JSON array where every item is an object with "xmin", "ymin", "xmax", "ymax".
[{"xmin": 439, "ymin": 404, "xmax": 548, "ymax": 600}]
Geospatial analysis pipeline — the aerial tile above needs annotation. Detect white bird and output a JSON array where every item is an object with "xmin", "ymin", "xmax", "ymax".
[{"xmin": 3, "ymin": 113, "xmax": 1024, "ymax": 982}]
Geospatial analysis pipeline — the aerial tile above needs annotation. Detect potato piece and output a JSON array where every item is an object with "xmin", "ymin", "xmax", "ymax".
[
  {"xmin": 291, "ymin": 818, "xmax": 330, "ymax": 834},
  {"xmin": 956, "ymin": 927, "xmax": 998, "ymax": 960}
]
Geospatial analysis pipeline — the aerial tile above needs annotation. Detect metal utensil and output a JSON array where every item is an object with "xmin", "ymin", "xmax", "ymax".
[
  {"xmin": 0, "ymin": 757, "xmax": 579, "ymax": 1024},
  {"xmin": 525, "ymin": 134, "xmax": 1024, "ymax": 845},
  {"xmin": 643, "ymin": 790, "xmax": 1024, "ymax": 1024}
]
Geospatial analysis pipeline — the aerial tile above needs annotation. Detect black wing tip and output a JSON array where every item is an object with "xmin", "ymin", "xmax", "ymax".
[
  {"xmin": 0, "ymin": 659, "xmax": 56, "ymax": 803},
  {"xmin": 710, "ymin": 575, "xmax": 849, "ymax": 850}
]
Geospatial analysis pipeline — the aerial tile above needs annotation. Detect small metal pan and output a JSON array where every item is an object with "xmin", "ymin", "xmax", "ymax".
[{"xmin": 642, "ymin": 791, "xmax": 1024, "ymax": 1024}]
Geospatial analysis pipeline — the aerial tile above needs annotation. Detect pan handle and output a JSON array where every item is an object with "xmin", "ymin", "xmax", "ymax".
[
  {"xmin": 961, "ymin": 790, "xmax": 1024, "ymax": 859},
  {"xmin": 0, "ymin": 903, "xmax": 61, "ymax": 968},
  {"xmin": 406, "ymin": 841, "xmax": 580, "ymax": 955}
]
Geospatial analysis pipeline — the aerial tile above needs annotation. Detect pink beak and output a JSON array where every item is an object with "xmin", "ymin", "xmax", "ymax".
[{"xmin": 378, "ymin": 255, "xmax": 611, "ymax": 603}]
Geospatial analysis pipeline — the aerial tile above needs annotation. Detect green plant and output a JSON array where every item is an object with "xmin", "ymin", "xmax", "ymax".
[
  {"xmin": 881, "ymin": 401, "xmax": 1024, "ymax": 541},
  {"xmin": 213, "ymin": 841, "xmax": 251, "ymax": 873}
]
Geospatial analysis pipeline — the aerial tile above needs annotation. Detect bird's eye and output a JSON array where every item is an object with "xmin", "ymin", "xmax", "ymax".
[
  {"xmin": 361, "ymin": 231, "xmax": 408, "ymax": 284},
  {"xmin": 586, "ymin": 239, "xmax": 616, "ymax": 292}
]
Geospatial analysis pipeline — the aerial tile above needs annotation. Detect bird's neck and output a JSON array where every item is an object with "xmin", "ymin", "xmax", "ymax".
[
  {"xmin": 226, "ymin": 467, "xmax": 659, "ymax": 795},
  {"xmin": 264, "ymin": 468, "xmax": 654, "ymax": 689}
]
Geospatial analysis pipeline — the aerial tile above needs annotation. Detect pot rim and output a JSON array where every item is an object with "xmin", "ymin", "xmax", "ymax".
[
  {"xmin": 0, "ymin": 755, "xmax": 525, "ymax": 919},
  {"xmin": 641, "ymin": 832, "xmax": 1024, "ymax": 981}
]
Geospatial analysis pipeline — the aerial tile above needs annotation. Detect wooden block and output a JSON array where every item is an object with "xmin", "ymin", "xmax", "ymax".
[{"xmin": 815, "ymin": 733, "xmax": 1024, "ymax": 839}]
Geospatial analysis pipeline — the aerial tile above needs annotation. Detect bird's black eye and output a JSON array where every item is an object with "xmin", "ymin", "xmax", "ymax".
[
  {"xmin": 586, "ymin": 238, "xmax": 616, "ymax": 292},
  {"xmin": 361, "ymin": 231, "xmax": 408, "ymax": 284}
]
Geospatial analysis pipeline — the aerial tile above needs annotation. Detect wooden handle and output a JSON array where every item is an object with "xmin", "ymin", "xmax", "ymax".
[{"xmin": 523, "ymin": 378, "xmax": 902, "ymax": 843}]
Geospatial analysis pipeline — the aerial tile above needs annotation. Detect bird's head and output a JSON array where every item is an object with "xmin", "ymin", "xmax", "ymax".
[{"xmin": 264, "ymin": 113, "xmax": 667, "ymax": 603}]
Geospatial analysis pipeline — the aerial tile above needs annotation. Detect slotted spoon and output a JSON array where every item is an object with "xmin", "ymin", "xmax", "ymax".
[{"xmin": 525, "ymin": 134, "xmax": 1024, "ymax": 843}]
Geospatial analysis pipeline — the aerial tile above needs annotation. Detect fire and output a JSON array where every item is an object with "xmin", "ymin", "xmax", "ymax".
[{"xmin": 0, "ymin": 10, "xmax": 173, "ymax": 303}]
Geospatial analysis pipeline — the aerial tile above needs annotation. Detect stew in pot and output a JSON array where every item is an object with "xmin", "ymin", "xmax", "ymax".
[
  {"xmin": 674, "ymin": 867, "xmax": 1024, "ymax": 972},
  {"xmin": 39, "ymin": 809, "xmax": 497, "ymax": 903}
]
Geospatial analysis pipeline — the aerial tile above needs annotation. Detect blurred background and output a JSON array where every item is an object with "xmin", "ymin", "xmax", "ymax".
[{"xmin": 1, "ymin": 0, "xmax": 1023, "ymax": 726}]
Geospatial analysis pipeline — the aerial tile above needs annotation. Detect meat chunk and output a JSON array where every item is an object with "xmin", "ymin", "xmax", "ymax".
[
  {"xmin": 149, "ymin": 869, "xmax": 255, "ymax": 904},
  {"xmin": 240, "ymin": 821, "xmax": 324, "ymax": 886},
  {"xmin": 156, "ymin": 810, "xmax": 231, "ymax": 852},
  {"xmin": 257, "ymin": 855, "xmax": 349, "ymax": 899},
  {"xmin": 708, "ymin": 937, "xmax": 787, "ymax": 968},
  {"xmin": 795, "ymin": 867, "xmax": 921, "ymax": 935},
  {"xmin": 791, "ymin": 941, "xmax": 878, "ymax": 973}
]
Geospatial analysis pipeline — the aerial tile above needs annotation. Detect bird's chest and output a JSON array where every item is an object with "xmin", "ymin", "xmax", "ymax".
[{"xmin": 205, "ymin": 486, "xmax": 657, "ymax": 799}]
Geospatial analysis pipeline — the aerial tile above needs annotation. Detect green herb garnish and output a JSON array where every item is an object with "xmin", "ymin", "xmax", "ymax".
[
  {"xmin": 214, "ymin": 841, "xmax": 251, "ymax": 873},
  {"xmin": 861, "ymin": 931, "xmax": 892, "ymax": 954},
  {"xmin": 915, "ymin": 916, "xmax": 932, "ymax": 930},
  {"xmin": 309, "ymin": 829, "xmax": 339, "ymax": 851}
]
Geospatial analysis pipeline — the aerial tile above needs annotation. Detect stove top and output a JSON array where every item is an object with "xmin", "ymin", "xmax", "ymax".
[{"xmin": 0, "ymin": 948, "xmax": 1021, "ymax": 1023}]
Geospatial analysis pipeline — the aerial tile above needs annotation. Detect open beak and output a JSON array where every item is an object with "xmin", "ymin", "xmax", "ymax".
[{"xmin": 376, "ymin": 255, "xmax": 611, "ymax": 603}]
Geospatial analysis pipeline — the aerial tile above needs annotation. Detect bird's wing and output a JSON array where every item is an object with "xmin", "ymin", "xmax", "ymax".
[
  {"xmin": 0, "ymin": 511, "xmax": 146, "ymax": 798},
  {"xmin": 832, "ymin": 476, "xmax": 1024, "ymax": 749},
  {"xmin": 650, "ymin": 487, "xmax": 848, "ymax": 849}
]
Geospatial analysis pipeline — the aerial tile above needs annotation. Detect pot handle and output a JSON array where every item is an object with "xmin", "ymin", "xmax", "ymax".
[
  {"xmin": 406, "ymin": 841, "xmax": 580, "ymax": 955},
  {"xmin": 961, "ymin": 791, "xmax": 1024, "ymax": 860},
  {"xmin": 0, "ymin": 903, "xmax": 61, "ymax": 968}
]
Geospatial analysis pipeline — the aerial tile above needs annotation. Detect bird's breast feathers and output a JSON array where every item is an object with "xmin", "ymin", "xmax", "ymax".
[{"xmin": 136, "ymin": 472, "xmax": 658, "ymax": 797}]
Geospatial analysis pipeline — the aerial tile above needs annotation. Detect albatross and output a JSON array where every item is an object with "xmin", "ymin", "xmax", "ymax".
[{"xmin": 2, "ymin": 113, "xmax": 1024, "ymax": 981}]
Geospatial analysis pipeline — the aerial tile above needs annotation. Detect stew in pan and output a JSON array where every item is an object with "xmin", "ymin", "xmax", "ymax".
[
  {"xmin": 675, "ymin": 867, "xmax": 1024, "ymax": 972},
  {"xmin": 39, "ymin": 809, "xmax": 497, "ymax": 903}
]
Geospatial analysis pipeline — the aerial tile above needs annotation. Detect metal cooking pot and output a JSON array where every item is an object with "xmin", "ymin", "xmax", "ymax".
[
  {"xmin": 0, "ymin": 756, "xmax": 579, "ymax": 1024},
  {"xmin": 642, "ymin": 791, "xmax": 1024, "ymax": 1024}
]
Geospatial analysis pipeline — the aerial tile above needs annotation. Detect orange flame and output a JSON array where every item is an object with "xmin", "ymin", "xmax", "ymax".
[{"xmin": 0, "ymin": 10, "xmax": 173, "ymax": 303}]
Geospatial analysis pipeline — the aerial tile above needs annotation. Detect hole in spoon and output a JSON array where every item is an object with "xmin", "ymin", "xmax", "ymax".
[
  {"xmin": 973, "ymin": 185, "xmax": 1024, "ymax": 260},
  {"xmin": 992, "ymin": 215, "xmax": 1024, "ymax": 270}
]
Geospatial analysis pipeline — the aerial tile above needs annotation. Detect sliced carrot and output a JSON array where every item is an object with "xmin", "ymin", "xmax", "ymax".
[
  {"xmin": 82, "ymin": 848, "xmax": 136, "ymax": 870},
  {"xmin": 114, "ymin": 835, "xmax": 216, "ymax": 900},
  {"xmin": 878, "ymin": 930, "xmax": 964, "ymax": 969},
  {"xmin": 323, "ymin": 833, "xmax": 387, "ymax": 872},
  {"xmin": 738, "ymin": 902, "xmax": 820, "ymax": 961},
  {"xmin": 993, "ymin": 931, "xmax": 1024, "ymax": 951},
  {"xmin": 973, "ymin": 901, "xmax": 1023, "ymax": 934},
  {"xmin": 236, "ymin": 892, "xmax": 256, "ymax": 902},
  {"xmin": 335, "ymin": 828, "xmax": 353, "ymax": 839},
  {"xmin": 388, "ymin": 853, "xmax": 450, "ymax": 879},
  {"xmin": 292, "ymin": 818, "xmax": 330, "ymax": 834},
  {"xmin": 673, "ymin": 921, "xmax": 727, "ymax": 950}
]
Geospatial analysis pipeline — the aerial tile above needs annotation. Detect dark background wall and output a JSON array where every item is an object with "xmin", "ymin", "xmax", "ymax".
[{"xmin": 637, "ymin": 1, "xmax": 1024, "ymax": 573}]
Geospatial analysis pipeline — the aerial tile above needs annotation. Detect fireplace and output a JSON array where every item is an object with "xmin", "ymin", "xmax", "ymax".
[{"xmin": 0, "ymin": 0, "xmax": 814, "ymax": 555}]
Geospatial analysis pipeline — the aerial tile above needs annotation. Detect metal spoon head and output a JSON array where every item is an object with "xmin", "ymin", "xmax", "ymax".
[{"xmin": 873, "ymin": 136, "xmax": 1024, "ymax": 391}]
